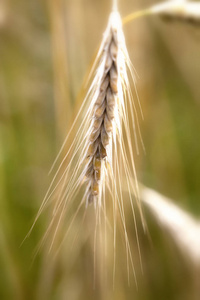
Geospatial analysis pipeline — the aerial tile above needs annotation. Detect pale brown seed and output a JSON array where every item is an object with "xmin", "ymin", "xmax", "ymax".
[
  {"xmin": 93, "ymin": 157, "xmax": 101, "ymax": 170},
  {"xmin": 87, "ymin": 139, "xmax": 99, "ymax": 156},
  {"xmin": 104, "ymin": 113, "xmax": 113, "ymax": 133},
  {"xmin": 110, "ymin": 65, "xmax": 118, "ymax": 93},
  {"xmin": 100, "ymin": 144, "xmax": 107, "ymax": 158},
  {"xmin": 105, "ymin": 53, "xmax": 113, "ymax": 73},
  {"xmin": 100, "ymin": 75, "xmax": 110, "ymax": 92},
  {"xmin": 92, "ymin": 181, "xmax": 99, "ymax": 196},
  {"xmin": 110, "ymin": 40, "xmax": 118, "ymax": 61},
  {"xmin": 93, "ymin": 116, "xmax": 104, "ymax": 131},
  {"xmin": 101, "ymin": 126, "xmax": 110, "ymax": 148},
  {"xmin": 106, "ymin": 87, "xmax": 116, "ymax": 107},
  {"xmin": 95, "ymin": 169, "xmax": 101, "ymax": 182},
  {"xmin": 94, "ymin": 101, "xmax": 106, "ymax": 118},
  {"xmin": 89, "ymin": 127, "xmax": 101, "ymax": 142},
  {"xmin": 95, "ymin": 90, "xmax": 107, "ymax": 106},
  {"xmin": 106, "ymin": 103, "xmax": 115, "ymax": 120},
  {"xmin": 85, "ymin": 162, "xmax": 93, "ymax": 178}
]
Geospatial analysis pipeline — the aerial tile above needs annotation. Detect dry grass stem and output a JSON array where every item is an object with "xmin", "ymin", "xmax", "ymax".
[
  {"xmin": 123, "ymin": 1, "xmax": 200, "ymax": 26},
  {"xmin": 151, "ymin": 1, "xmax": 200, "ymax": 25}
]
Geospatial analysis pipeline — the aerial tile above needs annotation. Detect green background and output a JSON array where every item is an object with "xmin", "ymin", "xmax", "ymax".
[{"xmin": 0, "ymin": 0, "xmax": 200, "ymax": 299}]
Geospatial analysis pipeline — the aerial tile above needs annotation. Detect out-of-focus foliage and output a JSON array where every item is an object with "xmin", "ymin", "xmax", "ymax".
[{"xmin": 0, "ymin": 0, "xmax": 200, "ymax": 299}]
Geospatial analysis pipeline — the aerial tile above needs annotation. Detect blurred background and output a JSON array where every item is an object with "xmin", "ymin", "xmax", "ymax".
[{"xmin": 0, "ymin": 0, "xmax": 200, "ymax": 299}]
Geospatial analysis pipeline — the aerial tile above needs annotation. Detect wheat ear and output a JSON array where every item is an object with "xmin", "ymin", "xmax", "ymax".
[{"xmin": 84, "ymin": 12, "xmax": 125, "ymax": 205}]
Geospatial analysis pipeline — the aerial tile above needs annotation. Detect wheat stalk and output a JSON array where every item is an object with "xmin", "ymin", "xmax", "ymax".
[{"xmin": 152, "ymin": 0, "xmax": 200, "ymax": 25}]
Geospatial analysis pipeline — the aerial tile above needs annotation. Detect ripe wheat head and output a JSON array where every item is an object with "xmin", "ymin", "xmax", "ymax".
[{"xmin": 26, "ymin": 5, "xmax": 145, "ymax": 281}]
